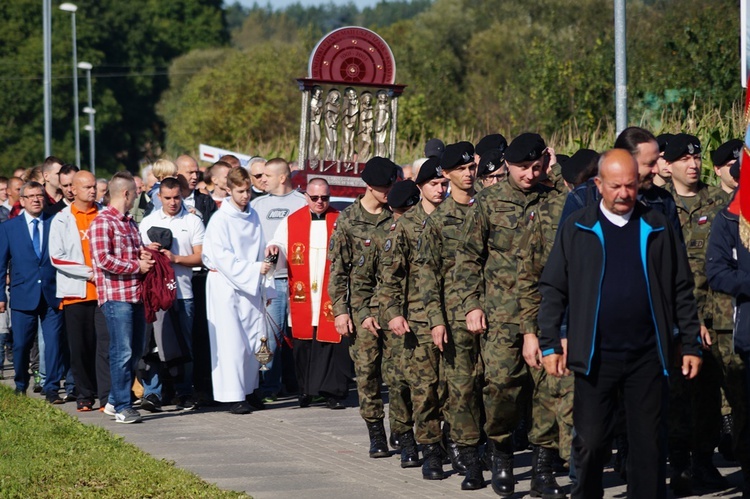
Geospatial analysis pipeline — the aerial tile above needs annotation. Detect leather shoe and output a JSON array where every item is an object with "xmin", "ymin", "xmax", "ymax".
[
  {"xmin": 399, "ymin": 430, "xmax": 420, "ymax": 468},
  {"xmin": 421, "ymin": 443, "xmax": 444, "ymax": 480},
  {"xmin": 326, "ymin": 397, "xmax": 345, "ymax": 410},
  {"xmin": 229, "ymin": 401, "xmax": 253, "ymax": 414},
  {"xmin": 490, "ymin": 442, "xmax": 515, "ymax": 497},
  {"xmin": 365, "ymin": 420, "xmax": 390, "ymax": 458},
  {"xmin": 389, "ymin": 432, "xmax": 402, "ymax": 452},
  {"xmin": 46, "ymin": 393, "xmax": 64, "ymax": 405},
  {"xmin": 299, "ymin": 394, "xmax": 312, "ymax": 408},
  {"xmin": 245, "ymin": 392, "xmax": 265, "ymax": 410}
]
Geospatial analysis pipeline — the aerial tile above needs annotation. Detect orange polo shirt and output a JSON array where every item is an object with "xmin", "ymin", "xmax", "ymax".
[{"xmin": 61, "ymin": 204, "xmax": 99, "ymax": 306}]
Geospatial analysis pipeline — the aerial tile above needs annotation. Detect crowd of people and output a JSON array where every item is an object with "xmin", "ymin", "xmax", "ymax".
[{"xmin": 1, "ymin": 127, "xmax": 749, "ymax": 498}]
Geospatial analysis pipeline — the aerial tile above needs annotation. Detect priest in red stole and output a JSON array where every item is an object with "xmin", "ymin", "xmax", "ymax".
[{"xmin": 267, "ymin": 178, "xmax": 353, "ymax": 409}]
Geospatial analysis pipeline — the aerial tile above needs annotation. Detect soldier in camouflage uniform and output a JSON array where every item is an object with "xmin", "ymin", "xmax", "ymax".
[
  {"xmin": 328, "ymin": 156, "xmax": 400, "ymax": 458},
  {"xmin": 377, "ymin": 158, "xmax": 450, "ymax": 478},
  {"xmin": 662, "ymin": 133, "xmax": 730, "ymax": 495},
  {"xmin": 454, "ymin": 133, "xmax": 556, "ymax": 497},
  {"xmin": 517, "ymin": 149, "xmax": 600, "ymax": 499},
  {"xmin": 474, "ymin": 135, "xmax": 508, "ymax": 193},
  {"xmin": 417, "ymin": 142, "xmax": 486, "ymax": 490}
]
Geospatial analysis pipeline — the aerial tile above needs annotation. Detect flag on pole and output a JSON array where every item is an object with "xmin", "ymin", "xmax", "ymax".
[{"xmin": 735, "ymin": 77, "xmax": 750, "ymax": 248}]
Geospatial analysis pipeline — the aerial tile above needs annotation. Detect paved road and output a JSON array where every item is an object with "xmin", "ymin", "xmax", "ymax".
[{"xmin": 2, "ymin": 369, "xmax": 745, "ymax": 498}]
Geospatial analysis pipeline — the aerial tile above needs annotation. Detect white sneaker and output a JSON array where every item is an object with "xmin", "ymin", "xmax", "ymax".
[
  {"xmin": 115, "ymin": 408, "xmax": 142, "ymax": 424},
  {"xmin": 103, "ymin": 402, "xmax": 116, "ymax": 416}
]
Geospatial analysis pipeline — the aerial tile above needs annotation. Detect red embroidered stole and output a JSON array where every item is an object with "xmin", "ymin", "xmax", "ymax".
[{"xmin": 287, "ymin": 207, "xmax": 340, "ymax": 343}]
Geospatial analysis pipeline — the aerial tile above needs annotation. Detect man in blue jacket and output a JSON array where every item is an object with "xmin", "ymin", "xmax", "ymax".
[
  {"xmin": 0, "ymin": 181, "xmax": 64, "ymax": 402},
  {"xmin": 539, "ymin": 149, "xmax": 702, "ymax": 499}
]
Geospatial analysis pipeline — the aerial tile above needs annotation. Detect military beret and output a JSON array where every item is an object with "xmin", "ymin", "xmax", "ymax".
[
  {"xmin": 730, "ymin": 160, "xmax": 740, "ymax": 181},
  {"xmin": 440, "ymin": 141, "xmax": 475, "ymax": 172},
  {"xmin": 475, "ymin": 134, "xmax": 508, "ymax": 158},
  {"xmin": 387, "ymin": 180, "xmax": 420, "ymax": 209},
  {"xmin": 561, "ymin": 149, "xmax": 599, "ymax": 184},
  {"xmin": 424, "ymin": 138, "xmax": 445, "ymax": 159},
  {"xmin": 505, "ymin": 133, "xmax": 546, "ymax": 164},
  {"xmin": 711, "ymin": 139, "xmax": 743, "ymax": 166},
  {"xmin": 362, "ymin": 156, "xmax": 400, "ymax": 187},
  {"xmin": 663, "ymin": 133, "xmax": 701, "ymax": 162},
  {"xmin": 555, "ymin": 154, "xmax": 570, "ymax": 165},
  {"xmin": 656, "ymin": 133, "xmax": 673, "ymax": 153},
  {"xmin": 415, "ymin": 156, "xmax": 443, "ymax": 184},
  {"xmin": 477, "ymin": 149, "xmax": 505, "ymax": 177}
]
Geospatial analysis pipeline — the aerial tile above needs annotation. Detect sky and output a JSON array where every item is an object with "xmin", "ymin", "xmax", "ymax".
[{"xmin": 235, "ymin": 0, "xmax": 383, "ymax": 11}]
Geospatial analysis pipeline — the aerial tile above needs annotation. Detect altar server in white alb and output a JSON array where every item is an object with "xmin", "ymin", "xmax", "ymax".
[{"xmin": 202, "ymin": 167, "xmax": 275, "ymax": 415}]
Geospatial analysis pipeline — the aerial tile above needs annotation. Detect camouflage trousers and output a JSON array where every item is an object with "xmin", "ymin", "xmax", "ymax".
[
  {"xmin": 442, "ymin": 320, "xmax": 483, "ymax": 446},
  {"xmin": 402, "ymin": 322, "xmax": 446, "ymax": 444},
  {"xmin": 714, "ymin": 330, "xmax": 749, "ymax": 462},
  {"xmin": 481, "ymin": 323, "xmax": 528, "ymax": 449},
  {"xmin": 349, "ymin": 327, "xmax": 384, "ymax": 422},
  {"xmin": 668, "ymin": 343, "xmax": 723, "ymax": 455},
  {"xmin": 528, "ymin": 366, "xmax": 574, "ymax": 463},
  {"xmin": 381, "ymin": 328, "xmax": 414, "ymax": 434}
]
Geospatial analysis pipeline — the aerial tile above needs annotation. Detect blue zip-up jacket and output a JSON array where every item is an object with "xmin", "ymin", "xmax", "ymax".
[
  {"xmin": 706, "ymin": 206, "xmax": 750, "ymax": 354},
  {"xmin": 538, "ymin": 202, "xmax": 702, "ymax": 375}
]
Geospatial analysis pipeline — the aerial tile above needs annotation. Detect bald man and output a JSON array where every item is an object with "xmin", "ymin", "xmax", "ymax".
[
  {"xmin": 49, "ymin": 171, "xmax": 110, "ymax": 412},
  {"xmin": 208, "ymin": 161, "xmax": 231, "ymax": 207},
  {"xmin": 250, "ymin": 158, "xmax": 307, "ymax": 404},
  {"xmin": 539, "ymin": 149, "xmax": 702, "ymax": 499},
  {"xmin": 176, "ymin": 154, "xmax": 217, "ymax": 226}
]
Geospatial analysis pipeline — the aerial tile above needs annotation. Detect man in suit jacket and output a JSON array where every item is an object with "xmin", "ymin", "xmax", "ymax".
[{"xmin": 0, "ymin": 181, "xmax": 64, "ymax": 402}]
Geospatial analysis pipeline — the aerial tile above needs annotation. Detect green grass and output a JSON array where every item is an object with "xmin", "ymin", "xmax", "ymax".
[{"xmin": 0, "ymin": 386, "xmax": 248, "ymax": 499}]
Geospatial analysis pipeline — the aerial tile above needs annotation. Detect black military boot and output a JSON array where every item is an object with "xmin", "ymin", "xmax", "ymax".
[
  {"xmin": 421, "ymin": 443, "xmax": 445, "ymax": 480},
  {"xmin": 669, "ymin": 449, "xmax": 693, "ymax": 497},
  {"xmin": 718, "ymin": 414, "xmax": 735, "ymax": 462},
  {"xmin": 443, "ymin": 425, "xmax": 467, "ymax": 474},
  {"xmin": 365, "ymin": 420, "xmax": 390, "ymax": 458},
  {"xmin": 459, "ymin": 446, "xmax": 485, "ymax": 490},
  {"xmin": 692, "ymin": 451, "xmax": 730, "ymax": 491},
  {"xmin": 389, "ymin": 431, "xmax": 402, "ymax": 452},
  {"xmin": 490, "ymin": 441, "xmax": 515, "ymax": 497},
  {"xmin": 530, "ymin": 446, "xmax": 566, "ymax": 499},
  {"xmin": 399, "ymin": 430, "xmax": 420, "ymax": 468}
]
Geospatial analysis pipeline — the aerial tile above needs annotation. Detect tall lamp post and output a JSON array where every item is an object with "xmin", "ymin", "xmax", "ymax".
[
  {"xmin": 59, "ymin": 3, "xmax": 80, "ymax": 167},
  {"xmin": 79, "ymin": 62, "xmax": 95, "ymax": 174},
  {"xmin": 43, "ymin": 0, "xmax": 52, "ymax": 157}
]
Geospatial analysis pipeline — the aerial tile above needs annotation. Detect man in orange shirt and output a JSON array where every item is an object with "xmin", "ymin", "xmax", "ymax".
[{"xmin": 49, "ymin": 171, "xmax": 110, "ymax": 412}]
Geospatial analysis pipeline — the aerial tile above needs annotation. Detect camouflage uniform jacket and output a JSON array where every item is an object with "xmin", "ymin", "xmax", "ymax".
[
  {"xmin": 378, "ymin": 202, "xmax": 430, "ymax": 325},
  {"xmin": 517, "ymin": 191, "xmax": 566, "ymax": 336},
  {"xmin": 706, "ymin": 189, "xmax": 734, "ymax": 330},
  {"xmin": 417, "ymin": 195, "xmax": 476, "ymax": 330},
  {"xmin": 328, "ymin": 195, "xmax": 394, "ymax": 326},
  {"xmin": 455, "ymin": 178, "xmax": 552, "ymax": 327},
  {"xmin": 664, "ymin": 181, "xmax": 727, "ymax": 325}
]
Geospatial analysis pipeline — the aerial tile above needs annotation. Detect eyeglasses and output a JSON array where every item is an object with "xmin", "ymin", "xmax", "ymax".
[
  {"xmin": 252, "ymin": 174, "xmax": 263, "ymax": 179},
  {"xmin": 307, "ymin": 195, "xmax": 330, "ymax": 202},
  {"xmin": 21, "ymin": 194, "xmax": 45, "ymax": 200}
]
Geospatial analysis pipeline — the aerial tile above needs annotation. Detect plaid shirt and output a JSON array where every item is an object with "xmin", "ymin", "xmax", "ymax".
[{"xmin": 90, "ymin": 205, "xmax": 143, "ymax": 305}]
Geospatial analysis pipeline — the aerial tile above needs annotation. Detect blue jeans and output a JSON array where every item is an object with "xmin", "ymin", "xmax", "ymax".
[
  {"xmin": 102, "ymin": 301, "xmax": 146, "ymax": 413},
  {"xmin": 261, "ymin": 278, "xmax": 288, "ymax": 395},
  {"xmin": 142, "ymin": 299, "xmax": 195, "ymax": 400}
]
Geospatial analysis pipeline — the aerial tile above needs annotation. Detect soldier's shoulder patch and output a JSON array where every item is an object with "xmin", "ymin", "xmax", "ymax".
[
  {"xmin": 469, "ymin": 198, "xmax": 475, "ymax": 206},
  {"xmin": 358, "ymin": 255, "xmax": 365, "ymax": 266},
  {"xmin": 384, "ymin": 239, "xmax": 392, "ymax": 252},
  {"xmin": 390, "ymin": 223, "xmax": 397, "ymax": 231}
]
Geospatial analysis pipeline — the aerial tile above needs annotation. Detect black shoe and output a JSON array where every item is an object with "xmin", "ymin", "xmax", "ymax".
[
  {"xmin": 613, "ymin": 433, "xmax": 628, "ymax": 482},
  {"xmin": 389, "ymin": 432, "xmax": 402, "ymax": 452},
  {"xmin": 719, "ymin": 414, "xmax": 735, "ymax": 462},
  {"xmin": 46, "ymin": 393, "xmax": 64, "ymax": 405},
  {"xmin": 459, "ymin": 446, "xmax": 486, "ymax": 490},
  {"xmin": 490, "ymin": 441, "xmax": 515, "ymax": 497},
  {"xmin": 246, "ymin": 392, "xmax": 265, "ymax": 410},
  {"xmin": 63, "ymin": 393, "xmax": 77, "ymax": 403},
  {"xmin": 399, "ymin": 430, "xmax": 420, "ymax": 468},
  {"xmin": 670, "ymin": 468, "xmax": 693, "ymax": 497},
  {"xmin": 140, "ymin": 393, "xmax": 162, "ymax": 413},
  {"xmin": 298, "ymin": 394, "xmax": 312, "ymax": 408},
  {"xmin": 229, "ymin": 401, "xmax": 253, "ymax": 414},
  {"xmin": 33, "ymin": 382, "xmax": 42, "ymax": 393},
  {"xmin": 692, "ymin": 452, "xmax": 730, "ymax": 491},
  {"xmin": 365, "ymin": 420, "xmax": 390, "ymax": 458},
  {"xmin": 326, "ymin": 397, "xmax": 345, "ymax": 410},
  {"xmin": 446, "ymin": 435, "xmax": 467, "ymax": 475},
  {"xmin": 530, "ymin": 446, "xmax": 566, "ymax": 498},
  {"xmin": 421, "ymin": 443, "xmax": 445, "ymax": 480},
  {"xmin": 176, "ymin": 395, "xmax": 197, "ymax": 411}
]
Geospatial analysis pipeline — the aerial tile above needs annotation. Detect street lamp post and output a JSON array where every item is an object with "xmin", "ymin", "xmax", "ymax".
[
  {"xmin": 43, "ymin": 0, "xmax": 52, "ymax": 157},
  {"xmin": 59, "ymin": 3, "xmax": 80, "ymax": 167},
  {"xmin": 79, "ymin": 62, "xmax": 95, "ymax": 174}
]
